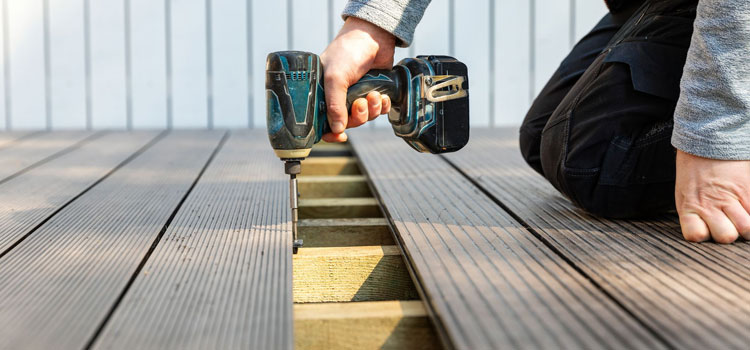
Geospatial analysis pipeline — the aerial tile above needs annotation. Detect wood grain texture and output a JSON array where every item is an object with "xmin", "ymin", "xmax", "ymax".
[
  {"xmin": 349, "ymin": 129, "xmax": 665, "ymax": 350},
  {"xmin": 298, "ymin": 218, "xmax": 394, "ymax": 247},
  {"xmin": 298, "ymin": 175, "xmax": 372, "ymax": 198},
  {"xmin": 0, "ymin": 131, "xmax": 160, "ymax": 253},
  {"xmin": 95, "ymin": 130, "xmax": 292, "ymax": 350},
  {"xmin": 0, "ymin": 130, "xmax": 97, "ymax": 181},
  {"xmin": 0, "ymin": 131, "xmax": 38, "ymax": 149},
  {"xmin": 0, "ymin": 131, "xmax": 224, "ymax": 349},
  {"xmin": 301, "ymin": 156, "xmax": 360, "ymax": 176},
  {"xmin": 293, "ymin": 246, "xmax": 418, "ymax": 303},
  {"xmin": 295, "ymin": 301, "xmax": 441, "ymax": 350},
  {"xmin": 299, "ymin": 197, "xmax": 382, "ymax": 219},
  {"xmin": 444, "ymin": 128, "xmax": 750, "ymax": 350}
]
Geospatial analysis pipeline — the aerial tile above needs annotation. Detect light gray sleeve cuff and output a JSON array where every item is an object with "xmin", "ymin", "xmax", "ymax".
[
  {"xmin": 342, "ymin": 0, "xmax": 431, "ymax": 47},
  {"xmin": 672, "ymin": 0, "xmax": 750, "ymax": 160}
]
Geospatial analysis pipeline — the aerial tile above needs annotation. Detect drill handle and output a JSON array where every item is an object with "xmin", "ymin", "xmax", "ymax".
[{"xmin": 345, "ymin": 69, "xmax": 400, "ymax": 113}]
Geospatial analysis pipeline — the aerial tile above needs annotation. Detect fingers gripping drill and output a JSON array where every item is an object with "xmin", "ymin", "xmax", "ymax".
[{"xmin": 265, "ymin": 51, "xmax": 470, "ymax": 253}]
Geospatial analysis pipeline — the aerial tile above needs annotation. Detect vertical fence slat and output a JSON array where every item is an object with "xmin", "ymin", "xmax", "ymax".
[
  {"xmin": 47, "ymin": 0, "xmax": 86, "ymax": 129},
  {"xmin": 169, "ymin": 0, "xmax": 208, "ymax": 128},
  {"xmin": 330, "ymin": 0, "xmax": 347, "ymax": 39},
  {"xmin": 251, "ymin": 0, "xmax": 287, "ymax": 128},
  {"xmin": 533, "ymin": 0, "xmax": 571, "ymax": 98},
  {"xmin": 412, "ymin": 0, "xmax": 450, "ymax": 58},
  {"xmin": 0, "ymin": 0, "xmax": 610, "ymax": 129},
  {"xmin": 130, "ymin": 0, "xmax": 167, "ymax": 129},
  {"xmin": 575, "ymin": 0, "xmax": 607, "ymax": 42},
  {"xmin": 495, "ymin": 0, "xmax": 532, "ymax": 126},
  {"xmin": 211, "ymin": 0, "xmax": 248, "ymax": 128},
  {"xmin": 89, "ymin": 0, "xmax": 127, "ymax": 128},
  {"xmin": 291, "ymin": 0, "xmax": 328, "ymax": 54},
  {"xmin": 7, "ymin": 0, "xmax": 46, "ymax": 129},
  {"xmin": 0, "ymin": 0, "xmax": 6, "ymax": 130},
  {"xmin": 455, "ymin": 0, "xmax": 490, "ymax": 127}
]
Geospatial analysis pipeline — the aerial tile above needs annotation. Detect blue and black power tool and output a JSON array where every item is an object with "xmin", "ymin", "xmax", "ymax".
[{"xmin": 265, "ymin": 51, "xmax": 469, "ymax": 252}]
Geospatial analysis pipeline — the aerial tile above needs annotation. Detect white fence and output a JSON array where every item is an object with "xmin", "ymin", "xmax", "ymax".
[{"xmin": 0, "ymin": 0, "xmax": 606, "ymax": 130}]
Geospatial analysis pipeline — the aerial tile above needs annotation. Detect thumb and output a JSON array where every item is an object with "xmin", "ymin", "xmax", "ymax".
[{"xmin": 324, "ymin": 72, "xmax": 349, "ymax": 134}]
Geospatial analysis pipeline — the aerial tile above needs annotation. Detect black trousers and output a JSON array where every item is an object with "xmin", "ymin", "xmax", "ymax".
[{"xmin": 519, "ymin": 0, "xmax": 698, "ymax": 218}]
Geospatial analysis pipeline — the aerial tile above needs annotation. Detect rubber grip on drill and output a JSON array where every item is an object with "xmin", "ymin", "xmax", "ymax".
[{"xmin": 345, "ymin": 69, "xmax": 399, "ymax": 113}]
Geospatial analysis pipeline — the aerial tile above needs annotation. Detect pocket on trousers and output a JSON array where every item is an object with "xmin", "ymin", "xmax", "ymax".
[{"xmin": 603, "ymin": 41, "xmax": 688, "ymax": 101}]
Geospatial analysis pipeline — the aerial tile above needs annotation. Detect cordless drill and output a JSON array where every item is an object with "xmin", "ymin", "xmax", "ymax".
[{"xmin": 266, "ymin": 51, "xmax": 470, "ymax": 253}]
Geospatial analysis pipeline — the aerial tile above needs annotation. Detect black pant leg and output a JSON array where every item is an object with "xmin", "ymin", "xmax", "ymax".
[
  {"xmin": 538, "ymin": 0, "xmax": 698, "ymax": 218},
  {"xmin": 519, "ymin": 2, "xmax": 644, "ymax": 176}
]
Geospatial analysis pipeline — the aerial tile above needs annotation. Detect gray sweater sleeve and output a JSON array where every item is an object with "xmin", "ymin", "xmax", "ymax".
[
  {"xmin": 672, "ymin": 0, "xmax": 750, "ymax": 160},
  {"xmin": 341, "ymin": 0, "xmax": 431, "ymax": 47}
]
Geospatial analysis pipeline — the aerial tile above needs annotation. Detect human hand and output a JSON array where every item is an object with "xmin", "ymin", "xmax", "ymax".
[
  {"xmin": 675, "ymin": 149, "xmax": 750, "ymax": 243},
  {"xmin": 319, "ymin": 17, "xmax": 396, "ymax": 142}
]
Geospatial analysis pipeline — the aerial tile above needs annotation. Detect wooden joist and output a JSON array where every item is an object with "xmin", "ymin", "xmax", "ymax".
[
  {"xmin": 293, "ymin": 246, "xmax": 418, "ymax": 303},
  {"xmin": 301, "ymin": 156, "xmax": 360, "ymax": 176},
  {"xmin": 299, "ymin": 197, "xmax": 382, "ymax": 219},
  {"xmin": 309, "ymin": 142, "xmax": 352, "ymax": 157},
  {"xmin": 295, "ymin": 301, "xmax": 441, "ymax": 350},
  {"xmin": 298, "ymin": 218, "xmax": 394, "ymax": 247},
  {"xmin": 298, "ymin": 175, "xmax": 372, "ymax": 198}
]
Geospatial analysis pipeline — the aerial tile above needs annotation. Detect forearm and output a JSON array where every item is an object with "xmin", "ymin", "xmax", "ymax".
[
  {"xmin": 342, "ymin": 0, "xmax": 431, "ymax": 47},
  {"xmin": 672, "ymin": 0, "xmax": 750, "ymax": 160}
]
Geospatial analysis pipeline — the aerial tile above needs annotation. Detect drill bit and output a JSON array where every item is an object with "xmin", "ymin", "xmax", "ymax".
[
  {"xmin": 285, "ymin": 160, "xmax": 303, "ymax": 253},
  {"xmin": 289, "ymin": 174, "xmax": 299, "ymax": 248}
]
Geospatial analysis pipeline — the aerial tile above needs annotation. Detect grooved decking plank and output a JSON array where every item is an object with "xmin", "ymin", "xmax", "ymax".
[
  {"xmin": 0, "ymin": 130, "xmax": 97, "ymax": 181},
  {"xmin": 349, "ymin": 129, "xmax": 664, "ymax": 350},
  {"xmin": 0, "ymin": 131, "xmax": 39, "ymax": 149},
  {"xmin": 0, "ymin": 131, "xmax": 225, "ymax": 350},
  {"xmin": 444, "ymin": 128, "xmax": 750, "ymax": 350},
  {"xmin": 0, "ymin": 131, "xmax": 160, "ymax": 254},
  {"xmin": 95, "ymin": 131, "xmax": 292, "ymax": 350}
]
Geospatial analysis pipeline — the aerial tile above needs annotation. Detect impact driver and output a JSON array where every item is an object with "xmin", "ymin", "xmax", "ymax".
[{"xmin": 266, "ymin": 51, "xmax": 470, "ymax": 253}]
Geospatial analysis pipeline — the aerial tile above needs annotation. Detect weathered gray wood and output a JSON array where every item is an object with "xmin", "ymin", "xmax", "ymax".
[
  {"xmin": 0, "ymin": 131, "xmax": 160, "ymax": 254},
  {"xmin": 0, "ymin": 131, "xmax": 39, "ymax": 149},
  {"xmin": 94, "ymin": 130, "xmax": 292, "ymax": 350},
  {"xmin": 0, "ymin": 130, "xmax": 97, "ymax": 181},
  {"xmin": 350, "ymin": 129, "xmax": 665, "ymax": 350},
  {"xmin": 0, "ymin": 131, "xmax": 224, "ymax": 350},
  {"xmin": 444, "ymin": 128, "xmax": 750, "ymax": 350}
]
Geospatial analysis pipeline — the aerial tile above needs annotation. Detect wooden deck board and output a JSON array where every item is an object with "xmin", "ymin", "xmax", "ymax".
[
  {"xmin": 0, "ymin": 131, "xmax": 224, "ymax": 349},
  {"xmin": 0, "ymin": 130, "xmax": 98, "ymax": 182},
  {"xmin": 94, "ymin": 130, "xmax": 292, "ymax": 350},
  {"xmin": 349, "ymin": 129, "xmax": 664, "ymax": 350},
  {"xmin": 0, "ymin": 130, "xmax": 40, "ymax": 150},
  {"xmin": 443, "ymin": 128, "xmax": 750, "ymax": 349},
  {"xmin": 0, "ymin": 129, "xmax": 743, "ymax": 349},
  {"xmin": 0, "ymin": 131, "xmax": 160, "ymax": 253}
]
